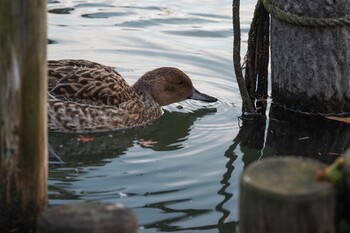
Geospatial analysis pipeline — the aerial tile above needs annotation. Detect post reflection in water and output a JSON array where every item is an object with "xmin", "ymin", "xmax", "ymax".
[
  {"xmin": 226, "ymin": 104, "xmax": 349, "ymax": 167},
  {"xmin": 217, "ymin": 104, "xmax": 350, "ymax": 232},
  {"xmin": 266, "ymin": 105, "xmax": 350, "ymax": 163},
  {"xmin": 225, "ymin": 116, "xmax": 268, "ymax": 167}
]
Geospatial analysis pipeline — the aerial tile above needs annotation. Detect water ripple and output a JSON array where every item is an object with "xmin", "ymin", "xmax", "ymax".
[
  {"xmin": 48, "ymin": 0, "xmax": 248, "ymax": 232},
  {"xmin": 81, "ymin": 11, "xmax": 135, "ymax": 19},
  {"xmin": 117, "ymin": 17, "xmax": 216, "ymax": 28},
  {"xmin": 163, "ymin": 29, "xmax": 232, "ymax": 38},
  {"xmin": 48, "ymin": 7, "xmax": 74, "ymax": 14},
  {"xmin": 75, "ymin": 3, "xmax": 115, "ymax": 8}
]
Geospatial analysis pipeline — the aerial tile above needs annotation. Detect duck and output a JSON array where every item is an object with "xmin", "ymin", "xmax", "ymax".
[{"xmin": 48, "ymin": 59, "xmax": 217, "ymax": 132}]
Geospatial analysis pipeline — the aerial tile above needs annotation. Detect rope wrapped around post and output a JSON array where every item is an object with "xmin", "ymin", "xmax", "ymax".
[{"xmin": 232, "ymin": 0, "xmax": 350, "ymax": 117}]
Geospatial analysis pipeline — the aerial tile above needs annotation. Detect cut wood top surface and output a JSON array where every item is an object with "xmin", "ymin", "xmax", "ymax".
[{"xmin": 242, "ymin": 157, "xmax": 333, "ymax": 197}]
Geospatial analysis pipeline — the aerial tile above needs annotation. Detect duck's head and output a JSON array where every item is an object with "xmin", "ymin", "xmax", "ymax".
[{"xmin": 133, "ymin": 67, "xmax": 217, "ymax": 106}]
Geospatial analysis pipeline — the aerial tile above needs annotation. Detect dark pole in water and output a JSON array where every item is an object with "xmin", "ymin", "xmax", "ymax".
[
  {"xmin": 268, "ymin": 0, "xmax": 350, "ymax": 115},
  {"xmin": 0, "ymin": 0, "xmax": 47, "ymax": 231}
]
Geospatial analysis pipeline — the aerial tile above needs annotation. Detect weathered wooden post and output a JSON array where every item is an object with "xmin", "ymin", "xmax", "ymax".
[
  {"xmin": 240, "ymin": 157, "xmax": 336, "ymax": 233},
  {"xmin": 0, "ymin": 0, "xmax": 47, "ymax": 231},
  {"xmin": 267, "ymin": 0, "xmax": 350, "ymax": 114},
  {"xmin": 37, "ymin": 202, "xmax": 138, "ymax": 233}
]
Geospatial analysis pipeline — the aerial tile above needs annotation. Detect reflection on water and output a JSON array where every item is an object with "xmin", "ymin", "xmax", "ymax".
[
  {"xmin": 48, "ymin": 0, "xmax": 350, "ymax": 232},
  {"xmin": 49, "ymin": 108, "xmax": 217, "ymax": 165},
  {"xmin": 225, "ymin": 116, "xmax": 267, "ymax": 167},
  {"xmin": 226, "ymin": 105, "xmax": 350, "ymax": 168},
  {"xmin": 48, "ymin": 104, "xmax": 236, "ymax": 232},
  {"xmin": 266, "ymin": 105, "xmax": 349, "ymax": 163},
  {"xmin": 48, "ymin": 7, "xmax": 74, "ymax": 14}
]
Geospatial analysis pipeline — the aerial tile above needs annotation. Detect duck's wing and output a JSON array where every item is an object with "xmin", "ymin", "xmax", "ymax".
[
  {"xmin": 48, "ymin": 59, "xmax": 139, "ymax": 106},
  {"xmin": 48, "ymin": 59, "xmax": 117, "ymax": 86}
]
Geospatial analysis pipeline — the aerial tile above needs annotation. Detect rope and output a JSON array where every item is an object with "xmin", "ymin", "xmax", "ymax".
[
  {"xmin": 232, "ymin": 0, "xmax": 256, "ymax": 114},
  {"xmin": 243, "ymin": 0, "xmax": 269, "ymax": 114},
  {"xmin": 262, "ymin": 0, "xmax": 350, "ymax": 27}
]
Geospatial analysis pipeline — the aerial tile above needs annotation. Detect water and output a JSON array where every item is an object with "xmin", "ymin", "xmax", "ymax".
[{"xmin": 47, "ymin": 1, "xmax": 350, "ymax": 232}]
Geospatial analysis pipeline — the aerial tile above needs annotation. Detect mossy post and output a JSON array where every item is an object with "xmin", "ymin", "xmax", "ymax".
[
  {"xmin": 0, "ymin": 0, "xmax": 47, "ymax": 231},
  {"xmin": 239, "ymin": 157, "xmax": 336, "ymax": 233},
  {"xmin": 269, "ymin": 0, "xmax": 350, "ymax": 115}
]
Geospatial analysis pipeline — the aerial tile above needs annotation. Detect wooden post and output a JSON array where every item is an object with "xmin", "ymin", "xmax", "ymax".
[
  {"xmin": 0, "ymin": 0, "xmax": 47, "ymax": 231},
  {"xmin": 37, "ymin": 202, "xmax": 138, "ymax": 233},
  {"xmin": 270, "ymin": 0, "xmax": 350, "ymax": 114},
  {"xmin": 240, "ymin": 157, "xmax": 336, "ymax": 233}
]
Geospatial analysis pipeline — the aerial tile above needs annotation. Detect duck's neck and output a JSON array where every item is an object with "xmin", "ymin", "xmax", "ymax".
[
  {"xmin": 132, "ymin": 83, "xmax": 162, "ymax": 116},
  {"xmin": 132, "ymin": 82, "xmax": 155, "ymax": 103},
  {"xmin": 132, "ymin": 79, "xmax": 147, "ymax": 95}
]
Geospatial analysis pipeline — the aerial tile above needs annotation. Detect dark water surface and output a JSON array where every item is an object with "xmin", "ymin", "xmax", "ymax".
[{"xmin": 48, "ymin": 1, "xmax": 350, "ymax": 232}]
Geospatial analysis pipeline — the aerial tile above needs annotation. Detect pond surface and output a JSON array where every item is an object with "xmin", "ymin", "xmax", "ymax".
[{"xmin": 47, "ymin": 1, "xmax": 350, "ymax": 232}]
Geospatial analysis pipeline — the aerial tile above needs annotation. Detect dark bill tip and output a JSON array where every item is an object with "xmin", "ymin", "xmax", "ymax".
[{"xmin": 188, "ymin": 89, "xmax": 218, "ymax": 102}]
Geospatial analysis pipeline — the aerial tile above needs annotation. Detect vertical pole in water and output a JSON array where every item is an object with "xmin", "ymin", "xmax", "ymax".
[
  {"xmin": 269, "ymin": 0, "xmax": 350, "ymax": 114},
  {"xmin": 0, "ymin": 0, "xmax": 47, "ymax": 231}
]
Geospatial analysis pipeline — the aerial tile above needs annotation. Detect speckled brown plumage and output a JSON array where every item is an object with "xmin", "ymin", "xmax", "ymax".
[
  {"xmin": 48, "ymin": 59, "xmax": 138, "ymax": 106},
  {"xmin": 48, "ymin": 98, "xmax": 161, "ymax": 132},
  {"xmin": 48, "ymin": 59, "xmax": 217, "ymax": 133}
]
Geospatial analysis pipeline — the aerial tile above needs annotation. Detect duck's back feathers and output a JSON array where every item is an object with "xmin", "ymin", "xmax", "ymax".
[
  {"xmin": 48, "ymin": 59, "xmax": 117, "ymax": 86},
  {"xmin": 48, "ymin": 59, "xmax": 139, "ymax": 106}
]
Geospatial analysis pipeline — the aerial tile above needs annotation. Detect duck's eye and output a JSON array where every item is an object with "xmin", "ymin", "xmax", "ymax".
[{"xmin": 177, "ymin": 81, "xmax": 184, "ymax": 86}]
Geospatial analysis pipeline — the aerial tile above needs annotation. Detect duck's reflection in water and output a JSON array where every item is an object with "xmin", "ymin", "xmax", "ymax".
[{"xmin": 49, "ymin": 107, "xmax": 217, "ymax": 166}]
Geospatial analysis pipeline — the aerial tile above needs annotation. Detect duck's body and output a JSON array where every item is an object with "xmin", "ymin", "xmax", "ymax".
[{"xmin": 48, "ymin": 59, "xmax": 217, "ymax": 132}]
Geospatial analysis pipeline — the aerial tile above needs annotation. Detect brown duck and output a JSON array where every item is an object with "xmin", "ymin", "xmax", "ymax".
[{"xmin": 48, "ymin": 59, "xmax": 217, "ymax": 132}]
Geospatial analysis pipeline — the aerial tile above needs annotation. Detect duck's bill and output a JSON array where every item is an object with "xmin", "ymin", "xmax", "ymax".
[{"xmin": 188, "ymin": 89, "xmax": 218, "ymax": 102}]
